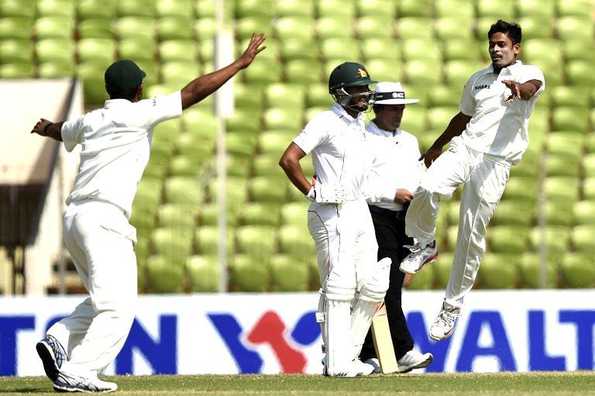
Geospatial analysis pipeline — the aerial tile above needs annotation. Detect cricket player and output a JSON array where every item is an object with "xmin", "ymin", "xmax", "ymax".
[
  {"xmin": 401, "ymin": 20, "xmax": 545, "ymax": 340},
  {"xmin": 31, "ymin": 34, "xmax": 266, "ymax": 392},
  {"xmin": 279, "ymin": 62, "xmax": 391, "ymax": 377},
  {"xmin": 359, "ymin": 82, "xmax": 433, "ymax": 373}
]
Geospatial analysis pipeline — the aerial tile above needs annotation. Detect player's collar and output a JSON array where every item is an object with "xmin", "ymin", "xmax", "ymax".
[
  {"xmin": 104, "ymin": 98, "xmax": 133, "ymax": 108},
  {"xmin": 369, "ymin": 120, "xmax": 400, "ymax": 137},
  {"xmin": 492, "ymin": 59, "xmax": 522, "ymax": 74},
  {"xmin": 331, "ymin": 103, "xmax": 365, "ymax": 126}
]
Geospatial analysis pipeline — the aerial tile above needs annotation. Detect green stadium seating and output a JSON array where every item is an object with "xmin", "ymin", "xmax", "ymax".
[
  {"xmin": 151, "ymin": 227, "xmax": 193, "ymax": 265},
  {"xmin": 434, "ymin": 17, "xmax": 474, "ymax": 40},
  {"xmin": 559, "ymin": 254, "xmax": 595, "ymax": 288},
  {"xmin": 194, "ymin": 226, "xmax": 234, "ymax": 255},
  {"xmin": 398, "ymin": 18, "xmax": 433, "ymax": 40},
  {"xmin": 78, "ymin": 0, "xmax": 116, "ymax": 19},
  {"xmin": 477, "ymin": 0, "xmax": 515, "ymax": 19},
  {"xmin": 278, "ymin": 224, "xmax": 314, "ymax": 257},
  {"xmin": 432, "ymin": 253, "xmax": 453, "ymax": 289},
  {"xmin": 158, "ymin": 17, "xmax": 194, "ymax": 40},
  {"xmin": 117, "ymin": 0, "xmax": 155, "ymax": 17},
  {"xmin": 229, "ymin": 254, "xmax": 270, "ymax": 292},
  {"xmin": 146, "ymin": 255, "xmax": 185, "ymax": 293},
  {"xmin": 0, "ymin": 0, "xmax": 36, "ymax": 18},
  {"xmin": 434, "ymin": 0, "xmax": 473, "ymax": 19},
  {"xmin": 78, "ymin": 38, "xmax": 116, "ymax": 64},
  {"xmin": 164, "ymin": 177, "xmax": 203, "ymax": 205},
  {"xmin": 114, "ymin": 17, "xmax": 155, "ymax": 40},
  {"xmin": 518, "ymin": 254, "xmax": 558, "ymax": 288},
  {"xmin": 157, "ymin": 204, "xmax": 196, "ymax": 229},
  {"xmin": 566, "ymin": 60, "xmax": 595, "ymax": 86},
  {"xmin": 194, "ymin": 18, "xmax": 216, "ymax": 41},
  {"xmin": 478, "ymin": 253, "xmax": 518, "ymax": 289},
  {"xmin": 518, "ymin": 17, "xmax": 553, "ymax": 39},
  {"xmin": 571, "ymin": 225, "xmax": 595, "ymax": 253},
  {"xmin": 0, "ymin": 40, "xmax": 33, "ymax": 63},
  {"xmin": 78, "ymin": 19, "xmax": 114, "ymax": 39},
  {"xmin": 35, "ymin": 16, "xmax": 74, "ymax": 39},
  {"xmin": 407, "ymin": 264, "xmax": 434, "ymax": 289},
  {"xmin": 186, "ymin": 255, "xmax": 219, "ymax": 292},
  {"xmin": 492, "ymin": 198, "xmax": 534, "ymax": 227},
  {"xmin": 238, "ymin": 203, "xmax": 281, "ymax": 226},
  {"xmin": 399, "ymin": 0, "xmax": 432, "ymax": 17},
  {"xmin": 356, "ymin": 0, "xmax": 395, "ymax": 18},
  {"xmin": 36, "ymin": 38, "xmax": 74, "ymax": 64},
  {"xmin": 270, "ymin": 255, "xmax": 309, "ymax": 291},
  {"xmin": 488, "ymin": 226, "xmax": 529, "ymax": 254}
]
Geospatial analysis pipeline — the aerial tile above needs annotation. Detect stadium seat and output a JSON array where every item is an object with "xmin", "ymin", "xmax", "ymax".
[
  {"xmin": 146, "ymin": 255, "xmax": 185, "ymax": 293},
  {"xmin": 317, "ymin": 16, "xmax": 353, "ymax": 39},
  {"xmin": 404, "ymin": 60, "xmax": 441, "ymax": 86},
  {"xmin": 518, "ymin": 254, "xmax": 557, "ymax": 288},
  {"xmin": 557, "ymin": 16, "xmax": 593, "ymax": 41},
  {"xmin": 398, "ymin": 0, "xmax": 432, "ymax": 17},
  {"xmin": 238, "ymin": 203, "xmax": 281, "ymax": 226},
  {"xmin": 356, "ymin": 17, "xmax": 394, "ymax": 40},
  {"xmin": 280, "ymin": 38, "xmax": 317, "ymax": 60},
  {"xmin": 280, "ymin": 202, "xmax": 309, "ymax": 226},
  {"xmin": 259, "ymin": 131, "xmax": 294, "ymax": 154},
  {"xmin": 550, "ymin": 86, "xmax": 590, "ymax": 108},
  {"xmin": 285, "ymin": 60, "xmax": 323, "ymax": 84},
  {"xmin": 249, "ymin": 176, "xmax": 289, "ymax": 202},
  {"xmin": 0, "ymin": 0, "xmax": 36, "ymax": 18},
  {"xmin": 229, "ymin": 254, "xmax": 270, "ymax": 292},
  {"xmin": 402, "ymin": 39, "xmax": 440, "ymax": 62},
  {"xmin": 274, "ymin": 16, "xmax": 315, "ymax": 41},
  {"xmin": 77, "ymin": 38, "xmax": 116, "ymax": 64},
  {"xmin": 545, "ymin": 154, "xmax": 581, "ymax": 177},
  {"xmin": 77, "ymin": 19, "xmax": 114, "ymax": 39},
  {"xmin": 264, "ymin": 107, "xmax": 303, "ymax": 130},
  {"xmin": 235, "ymin": 225, "xmax": 276, "ymax": 257},
  {"xmin": 559, "ymin": 254, "xmax": 595, "ymax": 288},
  {"xmin": 252, "ymin": 154, "xmax": 286, "ymax": 178},
  {"xmin": 434, "ymin": 17, "xmax": 474, "ymax": 40},
  {"xmin": 571, "ymin": 225, "xmax": 595, "ymax": 253},
  {"xmin": 270, "ymin": 254, "xmax": 310, "ymax": 291},
  {"xmin": 356, "ymin": 0, "xmax": 396, "ymax": 18},
  {"xmin": 551, "ymin": 108, "xmax": 589, "ymax": 132},
  {"xmin": 164, "ymin": 177, "xmax": 203, "ymax": 205},
  {"xmin": 488, "ymin": 226, "xmax": 529, "ymax": 254},
  {"xmin": 544, "ymin": 200, "xmax": 574, "ymax": 227},
  {"xmin": 518, "ymin": 17, "xmax": 553, "ymax": 39},
  {"xmin": 563, "ymin": 40, "xmax": 594, "ymax": 62},
  {"xmin": 320, "ymin": 38, "xmax": 360, "ymax": 61},
  {"xmin": 529, "ymin": 226, "xmax": 571, "ymax": 256},
  {"xmin": 278, "ymin": 224, "xmax": 314, "ymax": 257},
  {"xmin": 543, "ymin": 177, "xmax": 579, "ymax": 203},
  {"xmin": 432, "ymin": 253, "xmax": 452, "ymax": 289},
  {"xmin": 244, "ymin": 60, "xmax": 282, "ymax": 85},
  {"xmin": 159, "ymin": 40, "xmax": 198, "ymax": 63},
  {"xmin": 517, "ymin": 0, "xmax": 555, "ymax": 18},
  {"xmin": 114, "ymin": 17, "xmax": 155, "ymax": 40},
  {"xmin": 78, "ymin": 0, "xmax": 117, "ymax": 19},
  {"xmin": 397, "ymin": 17, "xmax": 433, "ymax": 40},
  {"xmin": 0, "ymin": 40, "xmax": 33, "ymax": 63},
  {"xmin": 151, "ymin": 227, "xmax": 193, "ymax": 265},
  {"xmin": 158, "ymin": 17, "xmax": 194, "ymax": 40},
  {"xmin": 235, "ymin": 0, "xmax": 272, "ymax": 19},
  {"xmin": 194, "ymin": 226, "xmax": 234, "ymax": 255},
  {"xmin": 186, "ymin": 255, "xmax": 219, "ymax": 292},
  {"xmin": 117, "ymin": 0, "xmax": 155, "ymax": 17},
  {"xmin": 478, "ymin": 253, "xmax": 518, "ymax": 289},
  {"xmin": 444, "ymin": 61, "xmax": 482, "ymax": 87},
  {"xmin": 36, "ymin": 38, "xmax": 74, "ymax": 64},
  {"xmin": 443, "ymin": 41, "xmax": 482, "ymax": 62},
  {"xmin": 157, "ymin": 204, "xmax": 196, "ymax": 229},
  {"xmin": 427, "ymin": 107, "xmax": 457, "ymax": 131},
  {"xmin": 194, "ymin": 18, "xmax": 216, "ymax": 41},
  {"xmin": 38, "ymin": 61, "xmax": 75, "ymax": 78},
  {"xmin": 35, "ymin": 16, "xmax": 74, "ymax": 39},
  {"xmin": 156, "ymin": 0, "xmax": 193, "ymax": 18},
  {"xmin": 566, "ymin": 60, "xmax": 595, "ymax": 86},
  {"xmin": 434, "ymin": 0, "xmax": 473, "ymax": 19},
  {"xmin": 477, "ymin": 0, "xmax": 515, "ymax": 19},
  {"xmin": 275, "ymin": 0, "xmax": 314, "ymax": 18}
]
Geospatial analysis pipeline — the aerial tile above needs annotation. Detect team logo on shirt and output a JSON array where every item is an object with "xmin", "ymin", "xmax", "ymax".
[{"xmin": 474, "ymin": 84, "xmax": 490, "ymax": 90}]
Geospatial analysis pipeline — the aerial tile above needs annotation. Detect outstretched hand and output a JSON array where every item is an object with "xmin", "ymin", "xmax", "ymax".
[
  {"xmin": 31, "ymin": 118, "xmax": 52, "ymax": 136},
  {"xmin": 502, "ymin": 80, "xmax": 520, "ymax": 102},
  {"xmin": 420, "ymin": 145, "xmax": 442, "ymax": 168},
  {"xmin": 237, "ymin": 33, "xmax": 266, "ymax": 69}
]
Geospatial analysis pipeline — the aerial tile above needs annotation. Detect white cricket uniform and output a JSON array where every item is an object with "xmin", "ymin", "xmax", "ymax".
[
  {"xmin": 365, "ymin": 121, "xmax": 424, "ymax": 211},
  {"xmin": 405, "ymin": 60, "xmax": 545, "ymax": 308},
  {"xmin": 47, "ymin": 92, "xmax": 182, "ymax": 376},
  {"xmin": 293, "ymin": 104, "xmax": 382, "ymax": 375}
]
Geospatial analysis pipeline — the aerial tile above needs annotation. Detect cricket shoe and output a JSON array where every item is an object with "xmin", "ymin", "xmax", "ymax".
[
  {"xmin": 363, "ymin": 358, "xmax": 381, "ymax": 374},
  {"xmin": 53, "ymin": 371, "xmax": 118, "ymax": 393},
  {"xmin": 429, "ymin": 301, "xmax": 461, "ymax": 341},
  {"xmin": 399, "ymin": 240, "xmax": 438, "ymax": 274},
  {"xmin": 397, "ymin": 350, "xmax": 433, "ymax": 373},
  {"xmin": 36, "ymin": 335, "xmax": 67, "ymax": 382},
  {"xmin": 324, "ymin": 359, "xmax": 375, "ymax": 377}
]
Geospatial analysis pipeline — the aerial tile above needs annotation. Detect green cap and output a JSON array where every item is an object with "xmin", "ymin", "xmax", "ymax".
[
  {"xmin": 104, "ymin": 59, "xmax": 146, "ymax": 95},
  {"xmin": 328, "ymin": 62, "xmax": 376, "ymax": 92}
]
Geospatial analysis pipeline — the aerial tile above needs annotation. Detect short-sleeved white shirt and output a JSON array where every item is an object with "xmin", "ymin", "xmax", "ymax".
[
  {"xmin": 293, "ymin": 104, "xmax": 371, "ymax": 200},
  {"xmin": 366, "ymin": 121, "xmax": 423, "ymax": 211},
  {"xmin": 61, "ymin": 91, "xmax": 183, "ymax": 218},
  {"xmin": 459, "ymin": 60, "xmax": 545, "ymax": 164}
]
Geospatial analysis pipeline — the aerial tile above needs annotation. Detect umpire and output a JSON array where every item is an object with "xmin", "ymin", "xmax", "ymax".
[{"xmin": 360, "ymin": 82, "xmax": 433, "ymax": 373}]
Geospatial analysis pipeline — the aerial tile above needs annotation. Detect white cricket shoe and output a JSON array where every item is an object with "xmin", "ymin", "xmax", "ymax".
[
  {"xmin": 364, "ymin": 358, "xmax": 381, "ymax": 374},
  {"xmin": 53, "ymin": 371, "xmax": 118, "ymax": 393},
  {"xmin": 36, "ymin": 335, "xmax": 67, "ymax": 382},
  {"xmin": 399, "ymin": 240, "xmax": 438, "ymax": 274},
  {"xmin": 429, "ymin": 301, "xmax": 461, "ymax": 341},
  {"xmin": 397, "ymin": 350, "xmax": 433, "ymax": 373},
  {"xmin": 345, "ymin": 359, "xmax": 376, "ymax": 377}
]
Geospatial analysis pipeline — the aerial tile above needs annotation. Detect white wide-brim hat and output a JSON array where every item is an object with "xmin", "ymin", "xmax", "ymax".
[{"xmin": 373, "ymin": 81, "xmax": 419, "ymax": 105}]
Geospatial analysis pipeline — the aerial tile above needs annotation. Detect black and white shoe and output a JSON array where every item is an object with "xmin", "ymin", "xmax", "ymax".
[
  {"xmin": 53, "ymin": 371, "xmax": 118, "ymax": 393},
  {"xmin": 36, "ymin": 335, "xmax": 66, "ymax": 382}
]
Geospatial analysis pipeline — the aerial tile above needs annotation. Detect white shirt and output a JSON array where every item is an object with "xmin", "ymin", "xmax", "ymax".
[
  {"xmin": 61, "ymin": 91, "xmax": 183, "ymax": 218},
  {"xmin": 459, "ymin": 60, "xmax": 545, "ymax": 164},
  {"xmin": 293, "ymin": 104, "xmax": 371, "ymax": 201},
  {"xmin": 366, "ymin": 121, "xmax": 423, "ymax": 211}
]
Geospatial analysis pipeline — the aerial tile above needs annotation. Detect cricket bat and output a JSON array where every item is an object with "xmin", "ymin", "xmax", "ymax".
[{"xmin": 371, "ymin": 303, "xmax": 399, "ymax": 374}]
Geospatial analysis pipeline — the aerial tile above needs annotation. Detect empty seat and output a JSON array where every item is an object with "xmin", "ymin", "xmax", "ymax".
[
  {"xmin": 151, "ymin": 227, "xmax": 193, "ymax": 265},
  {"xmin": 238, "ymin": 203, "xmax": 281, "ymax": 226},
  {"xmin": 571, "ymin": 225, "xmax": 595, "ymax": 253},
  {"xmin": 235, "ymin": 225, "xmax": 276, "ymax": 257},
  {"xmin": 157, "ymin": 204, "xmax": 196, "ymax": 229},
  {"xmin": 270, "ymin": 255, "xmax": 309, "ymax": 291},
  {"xmin": 194, "ymin": 226, "xmax": 234, "ymax": 255},
  {"xmin": 146, "ymin": 255, "xmax": 185, "ymax": 293},
  {"xmin": 164, "ymin": 177, "xmax": 203, "ymax": 205},
  {"xmin": 249, "ymin": 176, "xmax": 289, "ymax": 202},
  {"xmin": 518, "ymin": 253, "xmax": 557, "ymax": 288},
  {"xmin": 229, "ymin": 254, "xmax": 270, "ymax": 292},
  {"xmin": 559, "ymin": 254, "xmax": 594, "ymax": 288},
  {"xmin": 278, "ymin": 224, "xmax": 314, "ymax": 257},
  {"xmin": 406, "ymin": 264, "xmax": 434, "ymax": 289},
  {"xmin": 478, "ymin": 253, "xmax": 518, "ymax": 289},
  {"xmin": 489, "ymin": 226, "xmax": 529, "ymax": 254},
  {"xmin": 186, "ymin": 255, "xmax": 219, "ymax": 292}
]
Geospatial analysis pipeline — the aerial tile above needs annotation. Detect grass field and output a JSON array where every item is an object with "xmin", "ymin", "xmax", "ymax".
[{"xmin": 1, "ymin": 372, "xmax": 594, "ymax": 395}]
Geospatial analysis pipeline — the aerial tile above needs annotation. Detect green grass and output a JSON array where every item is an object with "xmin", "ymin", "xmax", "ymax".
[{"xmin": 1, "ymin": 372, "xmax": 594, "ymax": 395}]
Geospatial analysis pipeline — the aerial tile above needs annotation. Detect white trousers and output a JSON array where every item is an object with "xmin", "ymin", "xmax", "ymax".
[
  {"xmin": 405, "ymin": 137, "xmax": 510, "ymax": 308},
  {"xmin": 48, "ymin": 201, "xmax": 138, "ymax": 376},
  {"xmin": 308, "ymin": 199, "xmax": 378, "ymax": 299}
]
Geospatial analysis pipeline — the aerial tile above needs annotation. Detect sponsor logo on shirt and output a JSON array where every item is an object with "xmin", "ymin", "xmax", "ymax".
[{"xmin": 473, "ymin": 84, "xmax": 490, "ymax": 90}]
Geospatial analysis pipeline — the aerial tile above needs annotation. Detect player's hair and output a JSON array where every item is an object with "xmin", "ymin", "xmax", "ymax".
[
  {"xmin": 106, "ymin": 84, "xmax": 140, "ymax": 101},
  {"xmin": 488, "ymin": 20, "xmax": 522, "ymax": 45}
]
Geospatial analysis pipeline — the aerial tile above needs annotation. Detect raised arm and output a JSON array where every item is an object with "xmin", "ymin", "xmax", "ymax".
[
  {"xmin": 502, "ymin": 79, "xmax": 543, "ymax": 101},
  {"xmin": 279, "ymin": 142, "xmax": 311, "ymax": 195},
  {"xmin": 180, "ymin": 33, "xmax": 266, "ymax": 110},
  {"xmin": 421, "ymin": 111, "xmax": 471, "ymax": 168},
  {"xmin": 31, "ymin": 118, "xmax": 64, "ymax": 141}
]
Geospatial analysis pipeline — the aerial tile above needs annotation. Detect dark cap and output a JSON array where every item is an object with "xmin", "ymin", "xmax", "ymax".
[
  {"xmin": 328, "ymin": 61, "xmax": 376, "ymax": 93},
  {"xmin": 104, "ymin": 59, "xmax": 146, "ymax": 95}
]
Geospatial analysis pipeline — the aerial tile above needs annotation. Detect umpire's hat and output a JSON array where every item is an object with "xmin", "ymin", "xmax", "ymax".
[{"xmin": 373, "ymin": 82, "xmax": 419, "ymax": 105}]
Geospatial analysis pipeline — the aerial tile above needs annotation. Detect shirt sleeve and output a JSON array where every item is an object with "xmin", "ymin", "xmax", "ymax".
[
  {"xmin": 293, "ymin": 116, "xmax": 328, "ymax": 155},
  {"xmin": 521, "ymin": 65, "xmax": 546, "ymax": 97},
  {"xmin": 141, "ymin": 91, "xmax": 183, "ymax": 127},
  {"xmin": 459, "ymin": 75, "xmax": 476, "ymax": 116},
  {"xmin": 60, "ymin": 116, "xmax": 84, "ymax": 152}
]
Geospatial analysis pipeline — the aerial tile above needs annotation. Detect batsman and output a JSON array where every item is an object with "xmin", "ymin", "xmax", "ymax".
[{"xmin": 279, "ymin": 62, "xmax": 390, "ymax": 377}]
